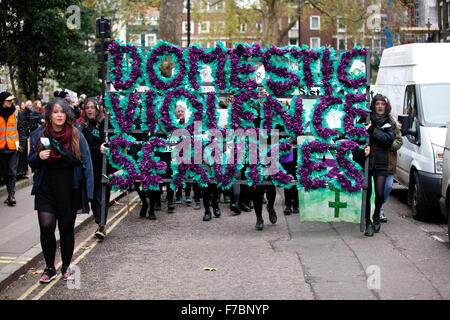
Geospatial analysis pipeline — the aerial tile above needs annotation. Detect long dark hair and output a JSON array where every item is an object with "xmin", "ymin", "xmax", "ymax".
[
  {"xmin": 40, "ymin": 98, "xmax": 81, "ymax": 160},
  {"xmin": 370, "ymin": 94, "xmax": 392, "ymax": 116},
  {"xmin": 80, "ymin": 97, "xmax": 104, "ymax": 128}
]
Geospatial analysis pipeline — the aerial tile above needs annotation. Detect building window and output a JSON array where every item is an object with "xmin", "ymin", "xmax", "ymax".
[
  {"xmin": 215, "ymin": 21, "xmax": 225, "ymax": 34},
  {"xmin": 214, "ymin": 1, "xmax": 225, "ymax": 11},
  {"xmin": 198, "ymin": 21, "xmax": 210, "ymax": 34},
  {"xmin": 148, "ymin": 15, "xmax": 158, "ymax": 26},
  {"xmin": 146, "ymin": 34, "xmax": 157, "ymax": 47},
  {"xmin": 310, "ymin": 16, "xmax": 320, "ymax": 30},
  {"xmin": 447, "ymin": 2, "xmax": 450, "ymax": 28},
  {"xmin": 337, "ymin": 37, "xmax": 346, "ymax": 50},
  {"xmin": 198, "ymin": 0, "xmax": 209, "ymax": 12},
  {"xmin": 414, "ymin": 0, "xmax": 420, "ymax": 26},
  {"xmin": 255, "ymin": 23, "xmax": 262, "ymax": 32},
  {"xmin": 372, "ymin": 38, "xmax": 381, "ymax": 52},
  {"xmin": 240, "ymin": 23, "xmax": 247, "ymax": 33},
  {"xmin": 182, "ymin": 21, "xmax": 194, "ymax": 34},
  {"xmin": 128, "ymin": 33, "xmax": 141, "ymax": 46},
  {"xmin": 288, "ymin": 16, "xmax": 299, "ymax": 30},
  {"xmin": 337, "ymin": 17, "xmax": 346, "ymax": 33},
  {"xmin": 310, "ymin": 37, "xmax": 320, "ymax": 48},
  {"xmin": 289, "ymin": 38, "xmax": 297, "ymax": 46}
]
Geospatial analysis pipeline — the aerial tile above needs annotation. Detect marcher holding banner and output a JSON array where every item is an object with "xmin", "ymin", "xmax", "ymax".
[
  {"xmin": 362, "ymin": 94, "xmax": 396, "ymax": 237},
  {"xmin": 80, "ymin": 98, "xmax": 110, "ymax": 239},
  {"xmin": 28, "ymin": 99, "xmax": 94, "ymax": 283},
  {"xmin": 380, "ymin": 117, "xmax": 403, "ymax": 222}
]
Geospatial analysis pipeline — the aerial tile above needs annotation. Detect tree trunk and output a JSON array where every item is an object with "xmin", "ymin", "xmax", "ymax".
[
  {"xmin": 260, "ymin": 0, "xmax": 281, "ymax": 46},
  {"xmin": 157, "ymin": 0, "xmax": 184, "ymax": 77},
  {"xmin": 158, "ymin": 0, "xmax": 183, "ymax": 45},
  {"xmin": 7, "ymin": 64, "xmax": 18, "ymax": 99}
]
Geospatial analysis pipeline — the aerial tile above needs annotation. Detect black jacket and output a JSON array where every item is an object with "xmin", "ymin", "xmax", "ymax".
[
  {"xmin": 81, "ymin": 120, "xmax": 106, "ymax": 185},
  {"xmin": 367, "ymin": 115, "xmax": 396, "ymax": 172}
]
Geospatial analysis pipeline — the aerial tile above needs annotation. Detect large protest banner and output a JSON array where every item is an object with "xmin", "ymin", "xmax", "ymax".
[{"xmin": 104, "ymin": 40, "xmax": 372, "ymax": 225}]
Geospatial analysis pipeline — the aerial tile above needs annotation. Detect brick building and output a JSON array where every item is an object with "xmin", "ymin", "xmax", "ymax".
[{"xmin": 438, "ymin": 0, "xmax": 450, "ymax": 41}]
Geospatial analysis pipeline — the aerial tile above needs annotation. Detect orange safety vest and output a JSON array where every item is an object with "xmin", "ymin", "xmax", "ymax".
[{"xmin": 0, "ymin": 111, "xmax": 19, "ymax": 150}]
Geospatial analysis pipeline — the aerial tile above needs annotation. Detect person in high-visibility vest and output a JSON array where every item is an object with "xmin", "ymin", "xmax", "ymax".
[{"xmin": 0, "ymin": 91, "xmax": 26, "ymax": 206}]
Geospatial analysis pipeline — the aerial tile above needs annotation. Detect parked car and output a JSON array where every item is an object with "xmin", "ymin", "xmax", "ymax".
[
  {"xmin": 373, "ymin": 43, "xmax": 450, "ymax": 220},
  {"xmin": 439, "ymin": 122, "xmax": 450, "ymax": 242}
]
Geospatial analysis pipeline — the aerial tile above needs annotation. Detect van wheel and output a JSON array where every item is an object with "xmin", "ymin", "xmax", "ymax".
[{"xmin": 411, "ymin": 171, "xmax": 427, "ymax": 221}]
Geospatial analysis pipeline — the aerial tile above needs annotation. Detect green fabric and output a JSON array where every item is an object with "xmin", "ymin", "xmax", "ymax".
[{"xmin": 298, "ymin": 184, "xmax": 374, "ymax": 223}]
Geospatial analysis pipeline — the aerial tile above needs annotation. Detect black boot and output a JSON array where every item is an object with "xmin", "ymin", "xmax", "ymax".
[
  {"xmin": 9, "ymin": 193, "xmax": 16, "ymax": 205},
  {"xmin": 364, "ymin": 222, "xmax": 374, "ymax": 237},
  {"xmin": 255, "ymin": 218, "xmax": 264, "ymax": 230},
  {"xmin": 239, "ymin": 203, "xmax": 251, "ymax": 212},
  {"xmin": 203, "ymin": 210, "xmax": 212, "ymax": 221},
  {"xmin": 373, "ymin": 215, "xmax": 381, "ymax": 233},
  {"xmin": 6, "ymin": 193, "xmax": 15, "ymax": 206},
  {"xmin": 167, "ymin": 202, "xmax": 175, "ymax": 213},
  {"xmin": 139, "ymin": 204, "xmax": 148, "ymax": 217},
  {"xmin": 230, "ymin": 202, "xmax": 241, "ymax": 215},
  {"xmin": 283, "ymin": 206, "xmax": 292, "ymax": 215},
  {"xmin": 268, "ymin": 207, "xmax": 277, "ymax": 224},
  {"xmin": 148, "ymin": 208, "xmax": 156, "ymax": 220},
  {"xmin": 213, "ymin": 207, "xmax": 221, "ymax": 217},
  {"xmin": 292, "ymin": 206, "xmax": 299, "ymax": 214}
]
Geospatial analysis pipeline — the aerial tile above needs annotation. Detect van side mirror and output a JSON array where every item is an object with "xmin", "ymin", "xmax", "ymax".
[
  {"xmin": 407, "ymin": 126, "xmax": 418, "ymax": 137},
  {"xmin": 398, "ymin": 115, "xmax": 410, "ymax": 136}
]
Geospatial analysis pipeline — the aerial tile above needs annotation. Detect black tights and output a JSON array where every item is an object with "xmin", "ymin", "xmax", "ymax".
[
  {"xmin": 202, "ymin": 184, "xmax": 218, "ymax": 211},
  {"xmin": 252, "ymin": 185, "xmax": 276, "ymax": 219},
  {"xmin": 38, "ymin": 211, "xmax": 76, "ymax": 270},
  {"xmin": 365, "ymin": 175, "xmax": 387, "ymax": 223}
]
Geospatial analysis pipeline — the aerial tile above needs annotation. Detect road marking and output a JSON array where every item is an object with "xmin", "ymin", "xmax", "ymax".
[
  {"xmin": 0, "ymin": 260, "xmax": 28, "ymax": 264},
  {"xmin": 18, "ymin": 195, "xmax": 138, "ymax": 300},
  {"xmin": 0, "ymin": 256, "xmax": 15, "ymax": 260}
]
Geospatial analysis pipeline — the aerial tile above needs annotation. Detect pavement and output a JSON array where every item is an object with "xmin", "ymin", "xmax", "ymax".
[
  {"xmin": 0, "ymin": 180, "xmax": 448, "ymax": 300},
  {"xmin": 0, "ymin": 177, "xmax": 123, "ymax": 291}
]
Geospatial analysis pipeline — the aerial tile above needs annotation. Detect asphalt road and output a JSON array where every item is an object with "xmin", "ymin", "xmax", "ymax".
[{"xmin": 0, "ymin": 183, "xmax": 448, "ymax": 300}]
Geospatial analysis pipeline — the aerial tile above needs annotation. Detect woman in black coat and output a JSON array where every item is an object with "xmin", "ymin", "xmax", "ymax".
[
  {"xmin": 80, "ymin": 98, "xmax": 109, "ymax": 240},
  {"xmin": 362, "ymin": 94, "xmax": 396, "ymax": 236}
]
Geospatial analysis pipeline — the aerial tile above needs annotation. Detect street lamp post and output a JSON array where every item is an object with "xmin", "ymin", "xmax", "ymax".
[
  {"xmin": 187, "ymin": 0, "xmax": 191, "ymax": 46},
  {"xmin": 426, "ymin": 18, "xmax": 432, "ymax": 42},
  {"xmin": 297, "ymin": 0, "xmax": 301, "ymax": 46}
]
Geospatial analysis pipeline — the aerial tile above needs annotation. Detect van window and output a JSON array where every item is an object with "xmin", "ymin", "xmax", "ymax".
[
  {"xmin": 419, "ymin": 84, "xmax": 450, "ymax": 127},
  {"xmin": 403, "ymin": 85, "xmax": 417, "ymax": 129}
]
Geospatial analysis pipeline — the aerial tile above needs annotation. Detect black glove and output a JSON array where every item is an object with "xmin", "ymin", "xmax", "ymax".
[{"xmin": 367, "ymin": 123, "xmax": 375, "ymax": 136}]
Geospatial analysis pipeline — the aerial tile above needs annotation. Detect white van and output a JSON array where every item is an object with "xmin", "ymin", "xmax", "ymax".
[
  {"xmin": 374, "ymin": 43, "xmax": 450, "ymax": 220},
  {"xmin": 439, "ymin": 122, "xmax": 450, "ymax": 242}
]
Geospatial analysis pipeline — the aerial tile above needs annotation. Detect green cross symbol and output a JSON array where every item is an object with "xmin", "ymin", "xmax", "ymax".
[{"xmin": 329, "ymin": 187, "xmax": 347, "ymax": 218}]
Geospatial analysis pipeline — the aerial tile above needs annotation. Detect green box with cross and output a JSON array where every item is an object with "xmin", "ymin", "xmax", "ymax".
[{"xmin": 298, "ymin": 185, "xmax": 375, "ymax": 224}]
